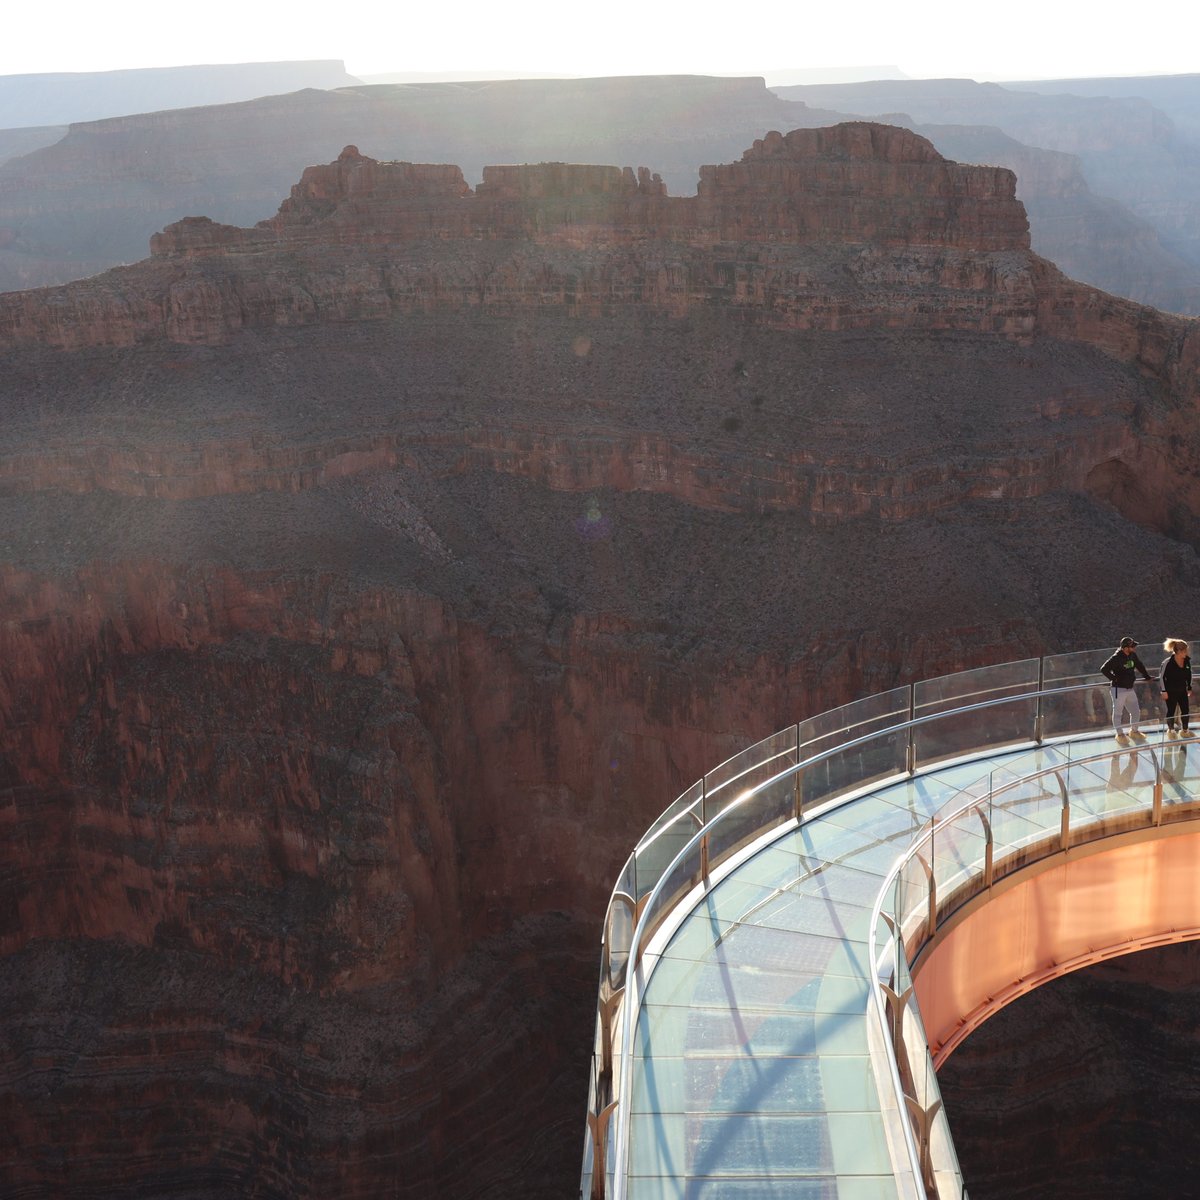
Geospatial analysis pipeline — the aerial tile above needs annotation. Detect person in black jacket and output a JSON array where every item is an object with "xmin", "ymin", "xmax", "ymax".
[
  {"xmin": 1160, "ymin": 637, "xmax": 1193, "ymax": 737},
  {"xmin": 1100, "ymin": 637, "xmax": 1153, "ymax": 744}
]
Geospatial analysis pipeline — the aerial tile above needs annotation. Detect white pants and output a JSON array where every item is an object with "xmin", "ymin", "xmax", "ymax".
[{"xmin": 1112, "ymin": 687, "xmax": 1140, "ymax": 732}]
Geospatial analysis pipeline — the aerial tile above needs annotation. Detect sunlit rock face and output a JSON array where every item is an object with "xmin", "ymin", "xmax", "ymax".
[
  {"xmin": 2, "ymin": 124, "xmax": 1200, "ymax": 1196},
  {"xmin": 938, "ymin": 941, "xmax": 1200, "ymax": 1200}
]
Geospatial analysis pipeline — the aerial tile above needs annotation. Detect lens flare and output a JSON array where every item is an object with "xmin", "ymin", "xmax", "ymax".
[{"xmin": 575, "ymin": 497, "xmax": 611, "ymax": 541}]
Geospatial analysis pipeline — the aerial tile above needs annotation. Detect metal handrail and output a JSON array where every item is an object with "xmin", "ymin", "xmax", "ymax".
[{"xmin": 584, "ymin": 653, "xmax": 1174, "ymax": 1200}]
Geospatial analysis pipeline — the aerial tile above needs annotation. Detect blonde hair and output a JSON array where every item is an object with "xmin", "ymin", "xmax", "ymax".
[{"xmin": 1164, "ymin": 638, "xmax": 1190, "ymax": 654}]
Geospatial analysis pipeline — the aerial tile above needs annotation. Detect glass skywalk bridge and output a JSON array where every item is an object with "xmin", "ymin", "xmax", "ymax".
[{"xmin": 581, "ymin": 647, "xmax": 1200, "ymax": 1200}]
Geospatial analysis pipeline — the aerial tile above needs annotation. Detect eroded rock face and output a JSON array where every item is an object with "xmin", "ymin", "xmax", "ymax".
[
  {"xmin": 2, "ymin": 124, "xmax": 1200, "ymax": 1198},
  {"xmin": 1, "ymin": 128, "xmax": 1037, "ymax": 354},
  {"xmin": 0, "ymin": 75, "xmax": 838, "ymax": 295},
  {"xmin": 911, "ymin": 123, "xmax": 1200, "ymax": 315},
  {"xmin": 776, "ymin": 78, "xmax": 1200, "ymax": 315}
]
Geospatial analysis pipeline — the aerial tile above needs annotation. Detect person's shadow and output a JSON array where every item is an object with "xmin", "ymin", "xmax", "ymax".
[
  {"xmin": 1162, "ymin": 741, "xmax": 1193, "ymax": 808},
  {"xmin": 1106, "ymin": 749, "xmax": 1140, "ymax": 798}
]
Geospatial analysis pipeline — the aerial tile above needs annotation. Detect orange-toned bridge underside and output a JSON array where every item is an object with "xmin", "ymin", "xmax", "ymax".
[{"xmin": 915, "ymin": 828, "xmax": 1200, "ymax": 1066}]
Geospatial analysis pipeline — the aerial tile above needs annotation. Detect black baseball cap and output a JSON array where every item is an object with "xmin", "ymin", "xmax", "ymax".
[{"xmin": 1120, "ymin": 637, "xmax": 1137, "ymax": 648}]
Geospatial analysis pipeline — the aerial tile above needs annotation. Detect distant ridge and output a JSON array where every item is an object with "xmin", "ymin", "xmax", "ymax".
[
  {"xmin": 0, "ymin": 60, "xmax": 362, "ymax": 128},
  {"xmin": 762, "ymin": 66, "xmax": 909, "ymax": 86},
  {"xmin": 360, "ymin": 65, "xmax": 910, "ymax": 87},
  {"xmin": 1005, "ymin": 73, "xmax": 1200, "ymax": 140}
]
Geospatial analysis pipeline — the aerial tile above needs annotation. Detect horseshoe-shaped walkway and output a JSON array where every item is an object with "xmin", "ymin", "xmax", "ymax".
[{"xmin": 583, "ymin": 654, "xmax": 1200, "ymax": 1200}]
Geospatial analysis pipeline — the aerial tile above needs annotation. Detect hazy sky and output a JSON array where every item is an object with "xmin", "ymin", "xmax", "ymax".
[{"xmin": 2, "ymin": 0, "xmax": 1195, "ymax": 82}]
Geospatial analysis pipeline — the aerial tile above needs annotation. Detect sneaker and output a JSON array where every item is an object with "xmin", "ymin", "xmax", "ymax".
[
  {"xmin": 1130, "ymin": 730, "xmax": 1147, "ymax": 741},
  {"xmin": 1115, "ymin": 733, "xmax": 1130, "ymax": 745},
  {"xmin": 1184, "ymin": 729, "xmax": 1196, "ymax": 738},
  {"xmin": 1168, "ymin": 729, "xmax": 1180, "ymax": 739}
]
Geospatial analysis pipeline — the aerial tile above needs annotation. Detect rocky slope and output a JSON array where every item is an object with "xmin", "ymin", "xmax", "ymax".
[
  {"xmin": 909, "ymin": 124, "xmax": 1200, "ymax": 314},
  {"xmin": 0, "ymin": 124, "xmax": 65, "ymax": 167},
  {"xmin": 2, "ymin": 124, "xmax": 1200, "ymax": 1198}
]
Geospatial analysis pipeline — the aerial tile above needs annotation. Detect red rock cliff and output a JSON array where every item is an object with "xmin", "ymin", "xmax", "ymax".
[
  {"xmin": 2, "ymin": 123, "xmax": 1200, "ymax": 1199},
  {"xmin": 0, "ymin": 125, "xmax": 1041, "ymax": 353}
]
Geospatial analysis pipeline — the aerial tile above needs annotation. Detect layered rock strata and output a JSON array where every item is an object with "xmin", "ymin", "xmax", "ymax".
[
  {"xmin": 908, "ymin": 123, "xmax": 1200, "ymax": 314},
  {"xmin": 0, "ymin": 75, "xmax": 842, "ymax": 294},
  {"xmin": 2, "ymin": 125, "xmax": 1200, "ymax": 1198},
  {"xmin": 0, "ymin": 128, "xmax": 1034, "ymax": 353},
  {"xmin": 5, "ymin": 73, "xmax": 1199, "ymax": 315},
  {"xmin": 778, "ymin": 78, "xmax": 1200, "ymax": 314}
]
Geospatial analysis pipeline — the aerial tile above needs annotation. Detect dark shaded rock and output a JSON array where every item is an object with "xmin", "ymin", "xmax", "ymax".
[{"xmin": 940, "ymin": 941, "xmax": 1200, "ymax": 1200}]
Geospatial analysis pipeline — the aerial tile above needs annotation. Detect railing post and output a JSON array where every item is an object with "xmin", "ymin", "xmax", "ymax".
[
  {"xmin": 794, "ymin": 724, "xmax": 804, "ymax": 822},
  {"xmin": 1055, "ymin": 769, "xmax": 1070, "ymax": 851},
  {"xmin": 587, "ymin": 1100, "xmax": 619, "ymax": 1200},
  {"xmin": 1153, "ymin": 753, "xmax": 1164, "ymax": 826},
  {"xmin": 976, "ymin": 805, "xmax": 994, "ymax": 889},
  {"xmin": 924, "ymin": 848, "xmax": 937, "ymax": 940},
  {"xmin": 599, "ymin": 986, "xmax": 624, "ymax": 1080},
  {"xmin": 906, "ymin": 684, "xmax": 917, "ymax": 775},
  {"xmin": 600, "ymin": 913, "xmax": 612, "ymax": 994},
  {"xmin": 1034, "ymin": 656, "xmax": 1045, "ymax": 744}
]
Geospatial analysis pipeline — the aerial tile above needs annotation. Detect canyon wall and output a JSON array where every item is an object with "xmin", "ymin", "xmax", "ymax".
[
  {"xmin": 1, "ymin": 124, "xmax": 1200, "ymax": 1197},
  {"xmin": 0, "ymin": 76, "xmax": 839, "ymax": 293},
  {"xmin": 0, "ymin": 128, "xmax": 1035, "ymax": 354},
  {"xmin": 914, "ymin": 124, "xmax": 1200, "ymax": 314}
]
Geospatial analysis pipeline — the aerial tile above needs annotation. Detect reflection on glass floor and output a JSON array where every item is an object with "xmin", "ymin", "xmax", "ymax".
[{"xmin": 624, "ymin": 732, "xmax": 1200, "ymax": 1199}]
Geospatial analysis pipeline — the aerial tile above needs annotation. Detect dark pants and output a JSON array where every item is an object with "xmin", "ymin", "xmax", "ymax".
[{"xmin": 1166, "ymin": 691, "xmax": 1190, "ymax": 730}]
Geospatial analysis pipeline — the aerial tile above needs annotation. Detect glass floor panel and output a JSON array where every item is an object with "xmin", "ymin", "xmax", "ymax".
[
  {"xmin": 626, "ymin": 1175, "xmax": 901, "ymax": 1200},
  {"xmin": 628, "ymin": 1110, "xmax": 890, "ymax": 1177},
  {"xmin": 655, "ymin": 922, "xmax": 873, "ymax": 983},
  {"xmin": 641, "ymin": 957, "xmax": 872, "ymax": 1016},
  {"xmin": 631, "ymin": 1053, "xmax": 879, "ymax": 1116},
  {"xmin": 634, "ymin": 1004, "xmax": 868, "ymax": 1059},
  {"xmin": 813, "ymin": 794, "xmax": 929, "ymax": 841},
  {"xmin": 784, "ymin": 821, "xmax": 903, "ymax": 868}
]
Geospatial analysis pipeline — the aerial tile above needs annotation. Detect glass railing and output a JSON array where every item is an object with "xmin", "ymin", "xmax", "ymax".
[{"xmin": 581, "ymin": 644, "xmax": 1192, "ymax": 1200}]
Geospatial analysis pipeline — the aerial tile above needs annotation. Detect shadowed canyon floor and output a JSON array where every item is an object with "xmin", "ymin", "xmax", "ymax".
[
  {"xmin": 940, "ymin": 940, "xmax": 1200, "ymax": 1200},
  {"xmin": 1, "ymin": 124, "xmax": 1200, "ymax": 1196}
]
